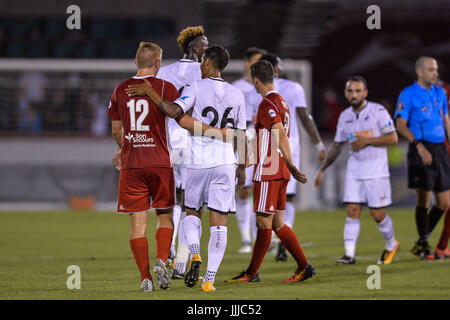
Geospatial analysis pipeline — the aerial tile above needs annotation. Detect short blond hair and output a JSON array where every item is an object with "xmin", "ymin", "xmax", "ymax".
[
  {"xmin": 177, "ymin": 26, "xmax": 205, "ymax": 52},
  {"xmin": 135, "ymin": 41, "xmax": 162, "ymax": 69}
]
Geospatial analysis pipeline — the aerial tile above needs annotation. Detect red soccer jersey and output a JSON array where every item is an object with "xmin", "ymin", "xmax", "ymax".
[
  {"xmin": 253, "ymin": 91, "xmax": 291, "ymax": 181},
  {"xmin": 107, "ymin": 75, "xmax": 179, "ymax": 169}
]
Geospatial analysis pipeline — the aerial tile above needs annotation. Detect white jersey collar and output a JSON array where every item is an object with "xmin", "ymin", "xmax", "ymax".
[
  {"xmin": 132, "ymin": 75, "xmax": 155, "ymax": 79},
  {"xmin": 265, "ymin": 90, "xmax": 278, "ymax": 97}
]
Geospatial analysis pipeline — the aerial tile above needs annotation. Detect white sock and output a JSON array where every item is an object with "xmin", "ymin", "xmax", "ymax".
[
  {"xmin": 205, "ymin": 226, "xmax": 228, "ymax": 284},
  {"xmin": 171, "ymin": 205, "xmax": 182, "ymax": 255},
  {"xmin": 377, "ymin": 214, "xmax": 397, "ymax": 251},
  {"xmin": 236, "ymin": 197, "xmax": 252, "ymax": 245},
  {"xmin": 284, "ymin": 201, "xmax": 295, "ymax": 228},
  {"xmin": 175, "ymin": 212, "xmax": 190, "ymax": 273},
  {"xmin": 344, "ymin": 217, "xmax": 360, "ymax": 258},
  {"xmin": 251, "ymin": 212, "xmax": 257, "ymax": 242},
  {"xmin": 183, "ymin": 215, "xmax": 202, "ymax": 256}
]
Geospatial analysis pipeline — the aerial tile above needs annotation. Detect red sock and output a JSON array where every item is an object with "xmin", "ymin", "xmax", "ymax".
[
  {"xmin": 155, "ymin": 227, "xmax": 174, "ymax": 262},
  {"xmin": 437, "ymin": 206, "xmax": 450, "ymax": 250},
  {"xmin": 275, "ymin": 224, "xmax": 308, "ymax": 269},
  {"xmin": 130, "ymin": 237, "xmax": 151, "ymax": 281},
  {"xmin": 247, "ymin": 228, "xmax": 272, "ymax": 276}
]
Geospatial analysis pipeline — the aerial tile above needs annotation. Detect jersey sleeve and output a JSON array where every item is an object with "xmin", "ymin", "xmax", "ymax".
[
  {"xmin": 334, "ymin": 113, "xmax": 347, "ymax": 143},
  {"xmin": 173, "ymin": 82, "xmax": 196, "ymax": 113},
  {"xmin": 292, "ymin": 83, "xmax": 307, "ymax": 109},
  {"xmin": 376, "ymin": 106, "xmax": 396, "ymax": 135},
  {"xmin": 259, "ymin": 100, "xmax": 282, "ymax": 129},
  {"xmin": 162, "ymin": 80, "xmax": 180, "ymax": 102},
  {"xmin": 107, "ymin": 87, "xmax": 121, "ymax": 121},
  {"xmin": 394, "ymin": 88, "xmax": 411, "ymax": 121},
  {"xmin": 236, "ymin": 91, "xmax": 247, "ymax": 130}
]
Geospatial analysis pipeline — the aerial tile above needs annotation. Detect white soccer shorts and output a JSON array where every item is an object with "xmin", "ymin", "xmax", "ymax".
[
  {"xmin": 185, "ymin": 164, "xmax": 236, "ymax": 214},
  {"xmin": 343, "ymin": 176, "xmax": 392, "ymax": 208},
  {"xmin": 286, "ymin": 150, "xmax": 300, "ymax": 195},
  {"xmin": 173, "ymin": 163, "xmax": 187, "ymax": 190}
]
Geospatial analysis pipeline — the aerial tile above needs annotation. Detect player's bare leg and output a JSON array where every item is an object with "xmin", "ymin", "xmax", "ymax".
[
  {"xmin": 370, "ymin": 208, "xmax": 399, "ymax": 264},
  {"xmin": 336, "ymin": 204, "xmax": 361, "ymax": 264},
  {"xmin": 184, "ymin": 208, "xmax": 203, "ymax": 287},
  {"xmin": 236, "ymin": 186, "xmax": 253, "ymax": 253},
  {"xmin": 129, "ymin": 212, "xmax": 154, "ymax": 291},
  {"xmin": 202, "ymin": 210, "xmax": 228, "ymax": 292},
  {"xmin": 153, "ymin": 208, "xmax": 174, "ymax": 289}
]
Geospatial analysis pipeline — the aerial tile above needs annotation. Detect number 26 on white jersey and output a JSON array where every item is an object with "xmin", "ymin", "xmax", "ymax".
[{"xmin": 127, "ymin": 99, "xmax": 149, "ymax": 131}]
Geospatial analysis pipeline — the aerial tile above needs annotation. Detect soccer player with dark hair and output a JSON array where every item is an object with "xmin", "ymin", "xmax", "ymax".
[
  {"xmin": 155, "ymin": 26, "xmax": 209, "ymax": 279},
  {"xmin": 232, "ymin": 46, "xmax": 267, "ymax": 254},
  {"xmin": 395, "ymin": 57, "xmax": 450, "ymax": 259},
  {"xmin": 226, "ymin": 60, "xmax": 316, "ymax": 284},
  {"xmin": 128, "ymin": 45, "xmax": 247, "ymax": 292},
  {"xmin": 314, "ymin": 76, "xmax": 400, "ymax": 265},
  {"xmin": 247, "ymin": 53, "xmax": 325, "ymax": 261}
]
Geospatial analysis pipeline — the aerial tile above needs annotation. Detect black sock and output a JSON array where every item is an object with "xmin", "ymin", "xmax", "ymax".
[
  {"xmin": 415, "ymin": 206, "xmax": 429, "ymax": 242},
  {"xmin": 427, "ymin": 206, "xmax": 445, "ymax": 236}
]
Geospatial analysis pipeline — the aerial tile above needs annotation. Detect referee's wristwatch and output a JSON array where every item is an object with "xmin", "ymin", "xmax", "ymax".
[{"xmin": 412, "ymin": 139, "xmax": 422, "ymax": 148}]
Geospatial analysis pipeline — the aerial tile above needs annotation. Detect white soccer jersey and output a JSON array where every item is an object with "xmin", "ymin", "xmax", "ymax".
[
  {"xmin": 247, "ymin": 77, "xmax": 307, "ymax": 152},
  {"xmin": 232, "ymin": 77, "xmax": 259, "ymax": 124},
  {"xmin": 156, "ymin": 59, "xmax": 202, "ymax": 152},
  {"xmin": 334, "ymin": 101, "xmax": 396, "ymax": 179},
  {"xmin": 174, "ymin": 77, "xmax": 247, "ymax": 169}
]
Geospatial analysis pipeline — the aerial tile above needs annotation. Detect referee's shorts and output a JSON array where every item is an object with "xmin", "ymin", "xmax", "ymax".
[{"xmin": 407, "ymin": 141, "xmax": 450, "ymax": 192}]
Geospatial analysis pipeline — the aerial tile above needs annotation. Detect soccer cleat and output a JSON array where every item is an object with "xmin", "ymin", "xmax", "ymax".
[
  {"xmin": 419, "ymin": 242, "xmax": 432, "ymax": 260},
  {"xmin": 377, "ymin": 240, "xmax": 399, "ymax": 264},
  {"xmin": 238, "ymin": 242, "xmax": 252, "ymax": 254},
  {"xmin": 335, "ymin": 255, "xmax": 355, "ymax": 264},
  {"xmin": 201, "ymin": 281, "xmax": 216, "ymax": 292},
  {"xmin": 275, "ymin": 242, "xmax": 288, "ymax": 262},
  {"xmin": 153, "ymin": 258, "xmax": 172, "ymax": 290},
  {"xmin": 426, "ymin": 247, "xmax": 450, "ymax": 260},
  {"xmin": 224, "ymin": 270, "xmax": 260, "ymax": 283},
  {"xmin": 172, "ymin": 268, "xmax": 185, "ymax": 280},
  {"xmin": 140, "ymin": 278, "xmax": 154, "ymax": 292},
  {"xmin": 283, "ymin": 264, "xmax": 316, "ymax": 283},
  {"xmin": 185, "ymin": 253, "xmax": 202, "ymax": 287},
  {"xmin": 410, "ymin": 240, "xmax": 424, "ymax": 257}
]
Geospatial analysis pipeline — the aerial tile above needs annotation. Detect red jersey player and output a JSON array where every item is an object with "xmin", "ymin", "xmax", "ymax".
[
  {"xmin": 226, "ymin": 60, "xmax": 316, "ymax": 283},
  {"xmin": 108, "ymin": 41, "xmax": 226, "ymax": 292}
]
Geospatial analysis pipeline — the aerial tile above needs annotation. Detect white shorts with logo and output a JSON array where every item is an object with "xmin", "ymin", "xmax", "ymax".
[
  {"xmin": 286, "ymin": 150, "xmax": 300, "ymax": 195},
  {"xmin": 343, "ymin": 176, "xmax": 392, "ymax": 208},
  {"xmin": 185, "ymin": 164, "xmax": 236, "ymax": 214}
]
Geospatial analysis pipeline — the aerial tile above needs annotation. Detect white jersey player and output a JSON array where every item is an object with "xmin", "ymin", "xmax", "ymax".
[
  {"xmin": 130, "ymin": 46, "xmax": 246, "ymax": 292},
  {"xmin": 231, "ymin": 47, "xmax": 267, "ymax": 254},
  {"xmin": 155, "ymin": 26, "xmax": 208, "ymax": 279},
  {"xmin": 247, "ymin": 53, "xmax": 325, "ymax": 261},
  {"xmin": 314, "ymin": 76, "xmax": 400, "ymax": 265}
]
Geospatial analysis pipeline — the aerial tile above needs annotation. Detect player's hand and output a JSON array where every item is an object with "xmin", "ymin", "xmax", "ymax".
[
  {"xmin": 314, "ymin": 170, "xmax": 324, "ymax": 188},
  {"xmin": 236, "ymin": 166, "xmax": 246, "ymax": 189},
  {"xmin": 112, "ymin": 148, "xmax": 121, "ymax": 171},
  {"xmin": 350, "ymin": 136, "xmax": 367, "ymax": 152},
  {"xmin": 417, "ymin": 143, "xmax": 432, "ymax": 166},
  {"xmin": 220, "ymin": 127, "xmax": 235, "ymax": 143},
  {"xmin": 317, "ymin": 150, "xmax": 326, "ymax": 163},
  {"xmin": 287, "ymin": 163, "xmax": 307, "ymax": 184},
  {"xmin": 126, "ymin": 78, "xmax": 152, "ymax": 97}
]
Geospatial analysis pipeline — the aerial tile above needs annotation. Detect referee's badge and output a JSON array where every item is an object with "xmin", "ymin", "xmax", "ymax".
[{"xmin": 396, "ymin": 101, "xmax": 404, "ymax": 111}]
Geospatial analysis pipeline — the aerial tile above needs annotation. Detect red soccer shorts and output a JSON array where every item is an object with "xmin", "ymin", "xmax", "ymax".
[
  {"xmin": 117, "ymin": 167, "xmax": 175, "ymax": 213},
  {"xmin": 253, "ymin": 179, "xmax": 289, "ymax": 214}
]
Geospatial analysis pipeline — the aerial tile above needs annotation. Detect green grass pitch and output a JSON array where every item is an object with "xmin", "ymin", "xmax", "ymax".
[{"xmin": 0, "ymin": 208, "xmax": 448, "ymax": 300}]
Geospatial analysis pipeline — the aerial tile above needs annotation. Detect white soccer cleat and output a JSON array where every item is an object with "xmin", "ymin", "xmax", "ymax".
[
  {"xmin": 238, "ymin": 243, "xmax": 252, "ymax": 254},
  {"xmin": 141, "ymin": 278, "xmax": 154, "ymax": 292},
  {"xmin": 153, "ymin": 258, "xmax": 172, "ymax": 290}
]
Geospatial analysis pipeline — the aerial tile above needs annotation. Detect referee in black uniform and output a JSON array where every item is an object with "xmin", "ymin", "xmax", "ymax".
[{"xmin": 394, "ymin": 57, "xmax": 450, "ymax": 259}]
